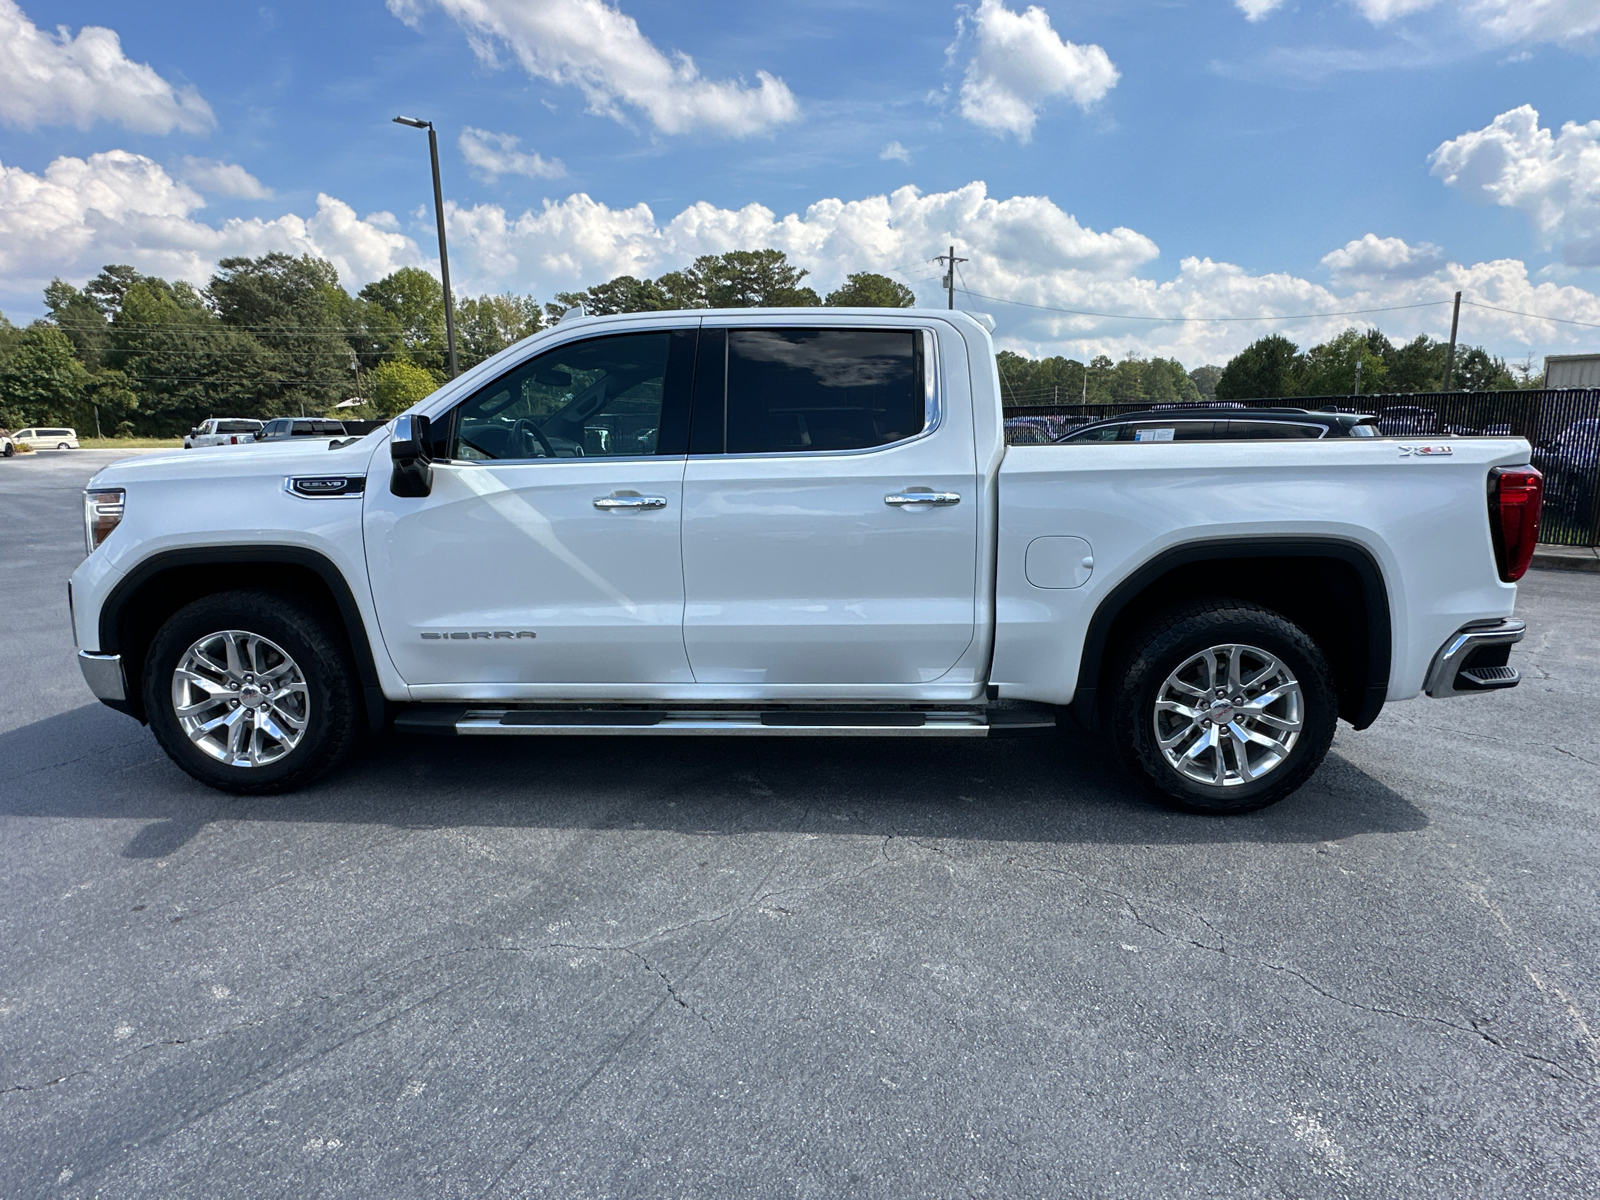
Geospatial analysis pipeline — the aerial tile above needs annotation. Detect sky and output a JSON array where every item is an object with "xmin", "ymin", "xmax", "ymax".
[{"xmin": 2, "ymin": 0, "xmax": 1599, "ymax": 369}]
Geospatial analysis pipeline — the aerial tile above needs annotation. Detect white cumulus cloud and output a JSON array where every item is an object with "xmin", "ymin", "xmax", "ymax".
[
  {"xmin": 1233, "ymin": 0, "xmax": 1286, "ymax": 20},
  {"xmin": 0, "ymin": 0, "xmax": 213, "ymax": 134},
  {"xmin": 388, "ymin": 0, "xmax": 798, "ymax": 137},
  {"xmin": 1430, "ymin": 105, "xmax": 1600, "ymax": 265},
  {"xmin": 6, "ymin": 158, "xmax": 1599, "ymax": 367},
  {"xmin": 431, "ymin": 182, "xmax": 1600, "ymax": 365},
  {"xmin": 1321, "ymin": 233, "xmax": 1446, "ymax": 281},
  {"xmin": 459, "ymin": 127, "xmax": 567, "ymax": 183},
  {"xmin": 880, "ymin": 141, "xmax": 912, "ymax": 164},
  {"xmin": 0, "ymin": 151, "xmax": 419, "ymax": 305},
  {"xmin": 179, "ymin": 157, "xmax": 273, "ymax": 200},
  {"xmin": 953, "ymin": 0, "xmax": 1118, "ymax": 141}
]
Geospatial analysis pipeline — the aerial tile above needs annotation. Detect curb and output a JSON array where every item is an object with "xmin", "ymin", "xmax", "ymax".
[{"xmin": 1531, "ymin": 544, "xmax": 1600, "ymax": 573}]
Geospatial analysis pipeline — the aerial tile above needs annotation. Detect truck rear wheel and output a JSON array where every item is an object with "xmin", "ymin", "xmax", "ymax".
[
  {"xmin": 1108, "ymin": 600, "xmax": 1338, "ymax": 814},
  {"xmin": 143, "ymin": 589, "xmax": 359, "ymax": 794}
]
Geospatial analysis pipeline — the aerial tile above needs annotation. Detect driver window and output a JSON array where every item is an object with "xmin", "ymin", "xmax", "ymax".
[{"xmin": 452, "ymin": 332, "xmax": 672, "ymax": 461}]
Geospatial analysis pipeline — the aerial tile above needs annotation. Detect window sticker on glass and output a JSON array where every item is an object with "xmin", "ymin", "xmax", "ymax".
[{"xmin": 1134, "ymin": 427, "xmax": 1176, "ymax": 442}]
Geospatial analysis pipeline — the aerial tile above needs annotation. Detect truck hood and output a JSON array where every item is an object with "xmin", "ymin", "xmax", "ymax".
[{"xmin": 87, "ymin": 430, "xmax": 390, "ymax": 490}]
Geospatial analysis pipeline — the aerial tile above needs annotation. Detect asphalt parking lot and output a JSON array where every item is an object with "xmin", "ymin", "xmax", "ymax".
[{"xmin": 3, "ymin": 449, "xmax": 1598, "ymax": 1199}]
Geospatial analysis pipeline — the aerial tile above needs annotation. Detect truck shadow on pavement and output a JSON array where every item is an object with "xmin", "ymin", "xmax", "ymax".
[{"xmin": 0, "ymin": 704, "xmax": 1428, "ymax": 858}]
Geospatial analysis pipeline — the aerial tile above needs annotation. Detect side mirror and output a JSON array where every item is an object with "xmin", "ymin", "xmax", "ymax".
[{"xmin": 390, "ymin": 413, "xmax": 434, "ymax": 498}]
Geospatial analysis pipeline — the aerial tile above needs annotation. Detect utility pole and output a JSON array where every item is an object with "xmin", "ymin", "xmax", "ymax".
[
  {"xmin": 934, "ymin": 245, "xmax": 968, "ymax": 310},
  {"xmin": 394, "ymin": 116, "xmax": 460, "ymax": 378},
  {"xmin": 1353, "ymin": 356, "xmax": 1362, "ymax": 397},
  {"xmin": 1441, "ymin": 290, "xmax": 1462, "ymax": 392}
]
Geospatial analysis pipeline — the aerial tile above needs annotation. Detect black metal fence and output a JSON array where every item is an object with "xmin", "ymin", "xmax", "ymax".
[{"xmin": 1001, "ymin": 389, "xmax": 1600, "ymax": 547}]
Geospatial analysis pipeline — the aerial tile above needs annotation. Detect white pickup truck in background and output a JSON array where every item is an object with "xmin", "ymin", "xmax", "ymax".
[{"xmin": 69, "ymin": 308, "xmax": 1542, "ymax": 813}]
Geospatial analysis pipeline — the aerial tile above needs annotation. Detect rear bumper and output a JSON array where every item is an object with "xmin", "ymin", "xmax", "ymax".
[{"xmin": 1424, "ymin": 618, "xmax": 1525, "ymax": 698}]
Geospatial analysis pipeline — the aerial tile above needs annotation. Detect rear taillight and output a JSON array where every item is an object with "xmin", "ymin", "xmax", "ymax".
[{"xmin": 1489, "ymin": 465, "xmax": 1542, "ymax": 582}]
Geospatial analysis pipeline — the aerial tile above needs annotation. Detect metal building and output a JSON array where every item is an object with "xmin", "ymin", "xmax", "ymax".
[{"xmin": 1545, "ymin": 354, "xmax": 1600, "ymax": 388}]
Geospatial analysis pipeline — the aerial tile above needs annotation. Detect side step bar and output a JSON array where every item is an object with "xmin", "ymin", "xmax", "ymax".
[{"xmin": 394, "ymin": 704, "xmax": 1058, "ymax": 739}]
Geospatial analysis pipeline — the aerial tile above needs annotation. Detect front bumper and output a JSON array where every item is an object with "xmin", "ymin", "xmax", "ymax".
[
  {"xmin": 78, "ymin": 651, "xmax": 127, "ymax": 703},
  {"xmin": 1424, "ymin": 618, "xmax": 1526, "ymax": 698}
]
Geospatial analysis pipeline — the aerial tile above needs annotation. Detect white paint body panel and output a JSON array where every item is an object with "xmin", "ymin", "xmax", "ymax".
[
  {"xmin": 67, "ymin": 307, "xmax": 1530, "ymax": 723},
  {"xmin": 990, "ymin": 440, "xmax": 1526, "ymax": 705},
  {"xmin": 363, "ymin": 456, "xmax": 693, "ymax": 685}
]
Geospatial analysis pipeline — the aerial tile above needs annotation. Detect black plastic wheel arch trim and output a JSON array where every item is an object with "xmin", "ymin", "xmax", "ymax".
[
  {"xmin": 96, "ymin": 545, "xmax": 387, "ymax": 731},
  {"xmin": 1067, "ymin": 537, "xmax": 1392, "ymax": 733}
]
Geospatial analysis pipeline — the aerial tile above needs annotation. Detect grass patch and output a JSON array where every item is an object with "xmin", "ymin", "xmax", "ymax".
[{"xmin": 78, "ymin": 438, "xmax": 184, "ymax": 449}]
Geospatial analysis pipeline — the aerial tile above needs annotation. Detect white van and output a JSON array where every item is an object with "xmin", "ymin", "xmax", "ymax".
[
  {"xmin": 184, "ymin": 419, "xmax": 264, "ymax": 449},
  {"xmin": 12, "ymin": 427, "xmax": 78, "ymax": 450}
]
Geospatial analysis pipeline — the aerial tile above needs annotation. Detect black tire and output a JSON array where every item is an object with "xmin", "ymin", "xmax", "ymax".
[
  {"xmin": 1108, "ymin": 599, "xmax": 1338, "ymax": 815},
  {"xmin": 58, "ymin": 443, "xmax": 71, "ymax": 450},
  {"xmin": 143, "ymin": 589, "xmax": 360, "ymax": 794},
  {"xmin": 2, "ymin": 443, "xmax": 12, "ymax": 457}
]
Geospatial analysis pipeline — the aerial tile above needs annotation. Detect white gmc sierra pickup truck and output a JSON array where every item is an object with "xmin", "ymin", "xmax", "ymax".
[{"xmin": 69, "ymin": 308, "xmax": 1542, "ymax": 813}]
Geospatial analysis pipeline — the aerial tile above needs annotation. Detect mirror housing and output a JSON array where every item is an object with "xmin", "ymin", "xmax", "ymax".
[{"xmin": 390, "ymin": 413, "xmax": 434, "ymax": 497}]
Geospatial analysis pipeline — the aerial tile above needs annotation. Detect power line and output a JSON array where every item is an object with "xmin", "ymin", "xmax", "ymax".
[{"xmin": 1461, "ymin": 299, "xmax": 1600, "ymax": 331}]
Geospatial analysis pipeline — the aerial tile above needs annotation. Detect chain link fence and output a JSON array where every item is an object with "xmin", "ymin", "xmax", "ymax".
[{"xmin": 1001, "ymin": 389, "xmax": 1600, "ymax": 547}]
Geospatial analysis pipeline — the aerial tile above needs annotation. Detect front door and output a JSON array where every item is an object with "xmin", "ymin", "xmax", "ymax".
[
  {"xmin": 364, "ymin": 328, "xmax": 697, "ymax": 688},
  {"xmin": 680, "ymin": 325, "xmax": 979, "ymax": 686}
]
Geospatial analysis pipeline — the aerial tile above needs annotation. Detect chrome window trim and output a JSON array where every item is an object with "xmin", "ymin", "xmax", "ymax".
[{"xmin": 695, "ymin": 325, "xmax": 943, "ymax": 461}]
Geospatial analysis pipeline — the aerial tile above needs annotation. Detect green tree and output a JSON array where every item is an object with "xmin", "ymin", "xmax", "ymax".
[
  {"xmin": 824, "ymin": 273, "xmax": 915, "ymax": 307},
  {"xmin": 368, "ymin": 359, "xmax": 439, "ymax": 417},
  {"xmin": 553, "ymin": 275, "xmax": 667, "ymax": 316},
  {"xmin": 1189, "ymin": 365, "xmax": 1223, "ymax": 400},
  {"xmin": 358, "ymin": 267, "xmax": 447, "ymax": 371},
  {"xmin": 1215, "ymin": 335, "xmax": 1302, "ymax": 400},
  {"xmin": 457, "ymin": 293, "xmax": 543, "ymax": 367},
  {"xmin": 0, "ymin": 323, "xmax": 89, "ymax": 428},
  {"xmin": 1451, "ymin": 347, "xmax": 1516, "ymax": 392},
  {"xmin": 107, "ymin": 280, "xmax": 273, "ymax": 436},
  {"xmin": 44, "ymin": 279, "xmax": 111, "ymax": 371},
  {"xmin": 1297, "ymin": 328, "xmax": 1389, "ymax": 397},
  {"xmin": 655, "ymin": 250, "xmax": 820, "ymax": 308},
  {"xmin": 210, "ymin": 253, "xmax": 353, "ymax": 415}
]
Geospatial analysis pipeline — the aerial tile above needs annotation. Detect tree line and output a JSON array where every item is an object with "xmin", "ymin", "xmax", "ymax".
[
  {"xmin": 0, "ymin": 245, "xmax": 1543, "ymax": 436},
  {"xmin": 0, "ymin": 249, "xmax": 914, "ymax": 437}
]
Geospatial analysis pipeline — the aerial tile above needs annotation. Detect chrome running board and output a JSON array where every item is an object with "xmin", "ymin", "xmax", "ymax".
[{"xmin": 394, "ymin": 704, "xmax": 1057, "ymax": 738}]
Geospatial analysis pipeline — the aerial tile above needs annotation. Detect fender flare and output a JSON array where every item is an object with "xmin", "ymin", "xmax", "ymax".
[
  {"xmin": 98, "ymin": 545, "xmax": 386, "ymax": 730},
  {"xmin": 1068, "ymin": 536, "xmax": 1392, "ymax": 731}
]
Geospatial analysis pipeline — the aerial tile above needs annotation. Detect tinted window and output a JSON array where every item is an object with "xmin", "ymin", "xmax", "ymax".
[
  {"xmin": 1225, "ymin": 421, "xmax": 1325, "ymax": 440},
  {"xmin": 217, "ymin": 420, "xmax": 260, "ymax": 433},
  {"xmin": 1064, "ymin": 425, "xmax": 1122, "ymax": 443},
  {"xmin": 719, "ymin": 329, "xmax": 922, "ymax": 454},
  {"xmin": 1127, "ymin": 421, "xmax": 1219, "ymax": 442},
  {"xmin": 454, "ymin": 332, "xmax": 673, "ymax": 461}
]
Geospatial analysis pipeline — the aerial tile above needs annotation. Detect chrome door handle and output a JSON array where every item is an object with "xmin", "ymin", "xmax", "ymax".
[
  {"xmin": 884, "ymin": 491, "xmax": 961, "ymax": 507},
  {"xmin": 593, "ymin": 495, "xmax": 668, "ymax": 510}
]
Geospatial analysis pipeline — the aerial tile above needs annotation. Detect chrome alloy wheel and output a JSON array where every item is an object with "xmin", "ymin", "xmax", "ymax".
[
  {"xmin": 171, "ymin": 630, "xmax": 310, "ymax": 767},
  {"xmin": 1152, "ymin": 643, "xmax": 1304, "ymax": 787}
]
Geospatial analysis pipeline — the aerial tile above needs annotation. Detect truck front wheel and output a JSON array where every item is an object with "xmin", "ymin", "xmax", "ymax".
[
  {"xmin": 1108, "ymin": 600, "xmax": 1338, "ymax": 814},
  {"xmin": 143, "ymin": 589, "xmax": 360, "ymax": 794}
]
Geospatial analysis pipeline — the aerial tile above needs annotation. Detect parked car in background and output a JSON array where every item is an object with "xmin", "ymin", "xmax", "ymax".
[
  {"xmin": 252, "ymin": 418, "xmax": 348, "ymax": 442},
  {"xmin": 1377, "ymin": 406, "xmax": 1438, "ymax": 436},
  {"xmin": 11, "ymin": 427, "xmax": 79, "ymax": 450},
  {"xmin": 1054, "ymin": 408, "xmax": 1380, "ymax": 443},
  {"xmin": 185, "ymin": 419, "xmax": 264, "ymax": 449},
  {"xmin": 1534, "ymin": 417, "xmax": 1600, "ymax": 523},
  {"xmin": 0, "ymin": 429, "xmax": 15, "ymax": 457}
]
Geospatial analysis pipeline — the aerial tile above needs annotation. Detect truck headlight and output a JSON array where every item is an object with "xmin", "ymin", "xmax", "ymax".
[{"xmin": 84, "ymin": 488, "xmax": 125, "ymax": 554}]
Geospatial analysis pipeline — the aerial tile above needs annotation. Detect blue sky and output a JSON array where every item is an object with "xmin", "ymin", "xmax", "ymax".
[{"xmin": 3, "ymin": 0, "xmax": 1599, "ymax": 367}]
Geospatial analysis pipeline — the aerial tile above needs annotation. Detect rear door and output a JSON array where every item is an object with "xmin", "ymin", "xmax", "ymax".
[{"xmin": 679, "ymin": 322, "xmax": 978, "ymax": 685}]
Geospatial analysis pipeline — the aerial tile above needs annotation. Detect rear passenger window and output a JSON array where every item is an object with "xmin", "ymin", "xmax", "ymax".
[
  {"xmin": 717, "ymin": 329, "xmax": 924, "ymax": 454},
  {"xmin": 1129, "ymin": 422, "xmax": 1219, "ymax": 442},
  {"xmin": 1225, "ymin": 421, "xmax": 1325, "ymax": 440}
]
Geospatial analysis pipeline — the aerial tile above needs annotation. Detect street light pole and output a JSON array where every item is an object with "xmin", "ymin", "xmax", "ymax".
[{"xmin": 393, "ymin": 116, "xmax": 459, "ymax": 378}]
